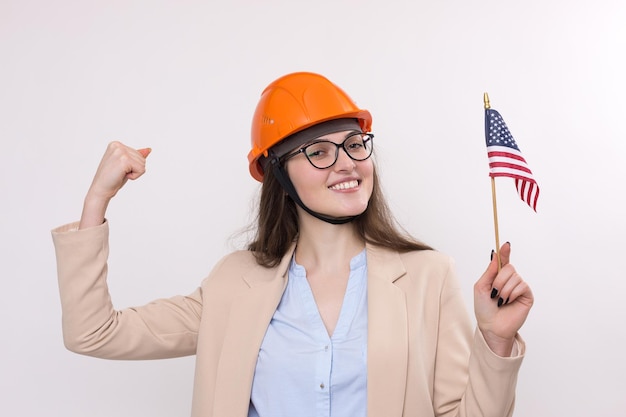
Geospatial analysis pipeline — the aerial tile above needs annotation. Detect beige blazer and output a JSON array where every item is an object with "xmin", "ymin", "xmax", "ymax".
[{"xmin": 52, "ymin": 221, "xmax": 524, "ymax": 417}]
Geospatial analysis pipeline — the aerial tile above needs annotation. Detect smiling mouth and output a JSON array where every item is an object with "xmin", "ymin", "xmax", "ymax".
[{"xmin": 329, "ymin": 180, "xmax": 359, "ymax": 190}]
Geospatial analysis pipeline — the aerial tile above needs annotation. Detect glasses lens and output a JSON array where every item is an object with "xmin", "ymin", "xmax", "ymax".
[
  {"xmin": 304, "ymin": 141, "xmax": 336, "ymax": 168},
  {"xmin": 344, "ymin": 133, "xmax": 373, "ymax": 161}
]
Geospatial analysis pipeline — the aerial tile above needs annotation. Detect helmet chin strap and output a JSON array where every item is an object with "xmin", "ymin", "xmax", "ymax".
[{"xmin": 269, "ymin": 157, "xmax": 358, "ymax": 225}]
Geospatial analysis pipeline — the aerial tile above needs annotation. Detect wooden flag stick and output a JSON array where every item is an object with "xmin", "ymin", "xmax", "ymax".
[
  {"xmin": 484, "ymin": 92, "xmax": 501, "ymax": 271},
  {"xmin": 491, "ymin": 177, "xmax": 501, "ymax": 271}
]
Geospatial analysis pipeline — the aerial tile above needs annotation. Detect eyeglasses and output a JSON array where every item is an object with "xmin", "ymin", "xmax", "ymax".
[{"xmin": 281, "ymin": 132, "xmax": 374, "ymax": 169}]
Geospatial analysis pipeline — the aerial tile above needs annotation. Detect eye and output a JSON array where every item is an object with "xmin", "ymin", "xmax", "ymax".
[
  {"xmin": 306, "ymin": 149, "xmax": 325, "ymax": 158},
  {"xmin": 345, "ymin": 135, "xmax": 365, "ymax": 150},
  {"xmin": 305, "ymin": 142, "xmax": 333, "ymax": 159}
]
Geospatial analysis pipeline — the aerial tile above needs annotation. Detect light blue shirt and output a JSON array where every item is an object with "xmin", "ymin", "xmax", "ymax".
[{"xmin": 248, "ymin": 249, "xmax": 368, "ymax": 417}]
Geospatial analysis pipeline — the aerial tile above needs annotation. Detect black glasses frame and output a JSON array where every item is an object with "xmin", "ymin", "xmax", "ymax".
[{"xmin": 280, "ymin": 132, "xmax": 374, "ymax": 169}]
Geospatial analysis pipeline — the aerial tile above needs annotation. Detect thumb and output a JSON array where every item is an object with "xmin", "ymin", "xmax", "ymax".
[{"xmin": 138, "ymin": 147, "xmax": 152, "ymax": 158}]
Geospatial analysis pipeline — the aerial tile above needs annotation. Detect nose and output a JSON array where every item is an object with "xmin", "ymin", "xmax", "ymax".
[{"xmin": 334, "ymin": 146, "xmax": 356, "ymax": 171}]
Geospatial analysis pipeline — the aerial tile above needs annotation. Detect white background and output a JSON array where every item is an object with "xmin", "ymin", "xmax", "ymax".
[{"xmin": 1, "ymin": 1, "xmax": 625, "ymax": 416}]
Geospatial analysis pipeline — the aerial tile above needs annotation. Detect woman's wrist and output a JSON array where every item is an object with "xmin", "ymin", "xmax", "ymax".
[
  {"xmin": 78, "ymin": 194, "xmax": 110, "ymax": 229},
  {"xmin": 481, "ymin": 330, "xmax": 515, "ymax": 357}
]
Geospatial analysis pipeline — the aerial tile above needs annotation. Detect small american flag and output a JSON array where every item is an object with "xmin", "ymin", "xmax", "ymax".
[{"xmin": 485, "ymin": 108, "xmax": 540, "ymax": 211}]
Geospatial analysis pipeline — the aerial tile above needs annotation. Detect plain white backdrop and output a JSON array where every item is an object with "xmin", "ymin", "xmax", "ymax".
[{"xmin": 1, "ymin": 1, "xmax": 625, "ymax": 416}]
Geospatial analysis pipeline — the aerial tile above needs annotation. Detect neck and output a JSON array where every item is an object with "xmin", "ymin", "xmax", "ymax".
[{"xmin": 295, "ymin": 212, "xmax": 365, "ymax": 270}]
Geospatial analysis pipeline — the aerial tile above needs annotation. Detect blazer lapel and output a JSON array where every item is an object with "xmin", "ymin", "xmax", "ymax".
[
  {"xmin": 212, "ymin": 244, "xmax": 295, "ymax": 417},
  {"xmin": 210, "ymin": 243, "xmax": 409, "ymax": 417},
  {"xmin": 366, "ymin": 244, "xmax": 409, "ymax": 417}
]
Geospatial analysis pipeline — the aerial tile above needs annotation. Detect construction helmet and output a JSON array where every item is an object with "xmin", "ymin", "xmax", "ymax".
[{"xmin": 247, "ymin": 72, "xmax": 372, "ymax": 181}]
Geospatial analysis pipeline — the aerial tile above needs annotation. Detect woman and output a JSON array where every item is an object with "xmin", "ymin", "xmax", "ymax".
[{"xmin": 52, "ymin": 72, "xmax": 533, "ymax": 417}]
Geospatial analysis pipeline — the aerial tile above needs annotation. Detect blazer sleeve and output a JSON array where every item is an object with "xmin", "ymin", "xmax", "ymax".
[
  {"xmin": 434, "ymin": 257, "xmax": 525, "ymax": 417},
  {"xmin": 51, "ymin": 221, "xmax": 203, "ymax": 360}
]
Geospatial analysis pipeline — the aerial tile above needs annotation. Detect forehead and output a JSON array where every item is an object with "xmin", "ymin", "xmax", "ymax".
[{"xmin": 308, "ymin": 129, "xmax": 360, "ymax": 143}]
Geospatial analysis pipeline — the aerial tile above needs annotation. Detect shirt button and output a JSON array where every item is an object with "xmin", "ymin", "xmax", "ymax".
[{"xmin": 320, "ymin": 383, "xmax": 325, "ymax": 389}]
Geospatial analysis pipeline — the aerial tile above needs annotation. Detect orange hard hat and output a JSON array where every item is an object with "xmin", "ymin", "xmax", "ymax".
[{"xmin": 247, "ymin": 72, "xmax": 372, "ymax": 181}]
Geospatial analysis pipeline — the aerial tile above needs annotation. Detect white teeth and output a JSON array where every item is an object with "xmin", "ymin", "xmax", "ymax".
[{"xmin": 329, "ymin": 180, "xmax": 359, "ymax": 190}]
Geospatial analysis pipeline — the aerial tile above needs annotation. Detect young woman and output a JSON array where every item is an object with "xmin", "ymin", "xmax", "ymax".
[{"xmin": 52, "ymin": 72, "xmax": 533, "ymax": 417}]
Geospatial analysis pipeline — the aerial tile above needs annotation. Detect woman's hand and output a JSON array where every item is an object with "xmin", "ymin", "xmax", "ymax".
[
  {"xmin": 473, "ymin": 242, "xmax": 534, "ymax": 356},
  {"xmin": 79, "ymin": 141, "xmax": 151, "ymax": 229}
]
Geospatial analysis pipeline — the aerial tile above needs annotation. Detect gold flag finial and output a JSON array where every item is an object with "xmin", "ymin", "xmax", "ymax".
[{"xmin": 483, "ymin": 92, "xmax": 491, "ymax": 109}]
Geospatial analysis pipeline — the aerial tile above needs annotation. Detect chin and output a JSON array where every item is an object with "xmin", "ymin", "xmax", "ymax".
[{"xmin": 335, "ymin": 204, "xmax": 369, "ymax": 218}]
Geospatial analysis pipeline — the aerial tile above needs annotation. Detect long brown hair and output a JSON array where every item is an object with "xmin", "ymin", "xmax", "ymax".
[{"xmin": 247, "ymin": 164, "xmax": 433, "ymax": 267}]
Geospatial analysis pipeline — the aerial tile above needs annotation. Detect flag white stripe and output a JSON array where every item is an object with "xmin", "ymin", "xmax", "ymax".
[
  {"xmin": 487, "ymin": 155, "xmax": 532, "ymax": 171},
  {"xmin": 487, "ymin": 145, "xmax": 525, "ymax": 158}
]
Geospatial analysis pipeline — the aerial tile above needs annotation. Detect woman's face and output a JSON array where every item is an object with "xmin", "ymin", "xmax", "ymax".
[{"xmin": 284, "ymin": 129, "xmax": 374, "ymax": 220}]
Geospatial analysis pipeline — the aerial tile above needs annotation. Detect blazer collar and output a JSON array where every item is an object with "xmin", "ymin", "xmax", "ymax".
[{"xmin": 212, "ymin": 243, "xmax": 409, "ymax": 417}]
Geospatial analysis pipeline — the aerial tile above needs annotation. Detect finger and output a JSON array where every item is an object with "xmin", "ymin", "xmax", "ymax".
[
  {"xmin": 137, "ymin": 147, "xmax": 152, "ymax": 158},
  {"xmin": 491, "ymin": 263, "xmax": 516, "ymax": 293},
  {"xmin": 493, "ymin": 268, "xmax": 522, "ymax": 305},
  {"xmin": 501, "ymin": 279, "xmax": 533, "ymax": 307},
  {"xmin": 498, "ymin": 242, "xmax": 512, "ymax": 267},
  {"xmin": 124, "ymin": 156, "xmax": 148, "ymax": 180},
  {"xmin": 125, "ymin": 147, "xmax": 151, "ymax": 176}
]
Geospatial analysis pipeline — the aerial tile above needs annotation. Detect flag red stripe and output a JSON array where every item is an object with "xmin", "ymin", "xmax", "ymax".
[
  {"xmin": 487, "ymin": 150, "xmax": 527, "ymax": 163},
  {"xmin": 489, "ymin": 172, "xmax": 537, "ymax": 184},
  {"xmin": 532, "ymin": 187, "xmax": 539, "ymax": 210},
  {"xmin": 488, "ymin": 161, "xmax": 533, "ymax": 174}
]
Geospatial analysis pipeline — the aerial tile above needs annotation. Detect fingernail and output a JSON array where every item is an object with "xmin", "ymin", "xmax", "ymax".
[
  {"xmin": 490, "ymin": 288, "xmax": 498, "ymax": 299},
  {"xmin": 506, "ymin": 241, "xmax": 511, "ymax": 247},
  {"xmin": 505, "ymin": 297, "xmax": 510, "ymax": 305},
  {"xmin": 490, "ymin": 250, "xmax": 494, "ymax": 261},
  {"xmin": 498, "ymin": 297, "xmax": 504, "ymax": 307}
]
